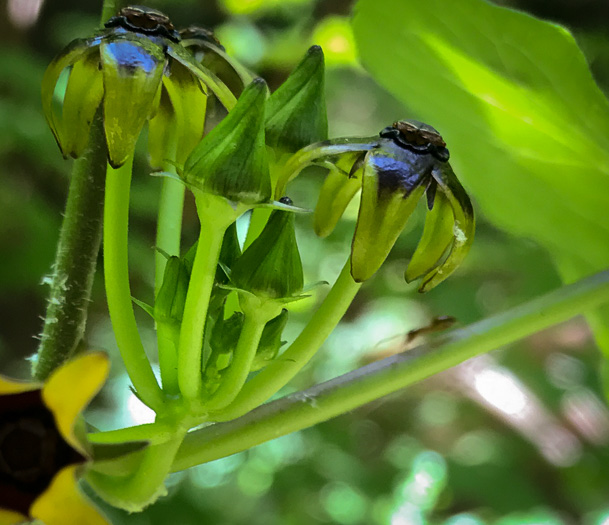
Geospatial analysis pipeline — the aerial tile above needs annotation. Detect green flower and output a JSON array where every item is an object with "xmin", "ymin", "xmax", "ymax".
[
  {"xmin": 42, "ymin": 6, "xmax": 235, "ymax": 168},
  {"xmin": 279, "ymin": 120, "xmax": 475, "ymax": 291},
  {"xmin": 0, "ymin": 353, "xmax": 143, "ymax": 525}
]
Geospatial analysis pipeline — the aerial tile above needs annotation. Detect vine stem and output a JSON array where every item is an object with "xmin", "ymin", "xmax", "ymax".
[
  {"xmin": 171, "ymin": 268, "xmax": 609, "ymax": 471},
  {"xmin": 104, "ymin": 156, "xmax": 164, "ymax": 411},
  {"xmin": 33, "ymin": 112, "xmax": 107, "ymax": 381},
  {"xmin": 211, "ymin": 258, "xmax": 362, "ymax": 420},
  {"xmin": 87, "ymin": 429, "xmax": 186, "ymax": 511}
]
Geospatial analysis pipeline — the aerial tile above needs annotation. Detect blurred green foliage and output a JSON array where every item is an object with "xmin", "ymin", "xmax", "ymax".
[{"xmin": 1, "ymin": 0, "xmax": 609, "ymax": 523}]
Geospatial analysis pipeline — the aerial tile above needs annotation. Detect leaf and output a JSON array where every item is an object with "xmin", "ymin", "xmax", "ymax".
[{"xmin": 353, "ymin": 0, "xmax": 609, "ymax": 356}]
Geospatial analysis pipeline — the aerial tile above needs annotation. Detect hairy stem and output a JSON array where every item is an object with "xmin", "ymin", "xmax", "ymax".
[
  {"xmin": 33, "ymin": 112, "xmax": 107, "ymax": 381},
  {"xmin": 172, "ymin": 268, "xmax": 609, "ymax": 470}
]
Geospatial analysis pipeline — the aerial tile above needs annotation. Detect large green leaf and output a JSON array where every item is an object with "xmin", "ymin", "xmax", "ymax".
[{"xmin": 353, "ymin": 0, "xmax": 609, "ymax": 359}]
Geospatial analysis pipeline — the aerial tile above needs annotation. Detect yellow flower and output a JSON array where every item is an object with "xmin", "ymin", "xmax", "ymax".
[{"xmin": 0, "ymin": 353, "xmax": 110, "ymax": 525}]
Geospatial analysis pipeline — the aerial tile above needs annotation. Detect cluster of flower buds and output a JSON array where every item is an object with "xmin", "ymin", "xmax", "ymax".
[
  {"xmin": 42, "ymin": 6, "xmax": 236, "ymax": 168},
  {"xmin": 278, "ymin": 120, "xmax": 475, "ymax": 291}
]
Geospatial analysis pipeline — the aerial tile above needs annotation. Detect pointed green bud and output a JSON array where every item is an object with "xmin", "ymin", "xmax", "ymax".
[
  {"xmin": 182, "ymin": 79, "xmax": 272, "ymax": 204},
  {"xmin": 230, "ymin": 198, "xmax": 304, "ymax": 300},
  {"xmin": 209, "ymin": 312, "xmax": 243, "ymax": 367},
  {"xmin": 251, "ymin": 309, "xmax": 289, "ymax": 372},
  {"xmin": 154, "ymin": 255, "xmax": 190, "ymax": 324},
  {"xmin": 266, "ymin": 46, "xmax": 328, "ymax": 153},
  {"xmin": 204, "ymin": 312, "xmax": 243, "ymax": 390},
  {"xmin": 350, "ymin": 141, "xmax": 433, "ymax": 282}
]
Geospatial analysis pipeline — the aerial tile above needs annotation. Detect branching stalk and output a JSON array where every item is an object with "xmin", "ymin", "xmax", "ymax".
[{"xmin": 172, "ymin": 268, "xmax": 609, "ymax": 470}]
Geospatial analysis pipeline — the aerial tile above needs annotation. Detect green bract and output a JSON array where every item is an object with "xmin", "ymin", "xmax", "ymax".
[
  {"xmin": 42, "ymin": 16, "xmax": 236, "ymax": 168},
  {"xmin": 182, "ymin": 79, "xmax": 272, "ymax": 204},
  {"xmin": 280, "ymin": 123, "xmax": 474, "ymax": 290},
  {"xmin": 265, "ymin": 45, "xmax": 328, "ymax": 153},
  {"xmin": 230, "ymin": 202, "xmax": 304, "ymax": 302}
]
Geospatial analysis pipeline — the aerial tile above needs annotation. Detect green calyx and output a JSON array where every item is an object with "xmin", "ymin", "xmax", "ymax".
[
  {"xmin": 182, "ymin": 79, "xmax": 272, "ymax": 204},
  {"xmin": 230, "ymin": 202, "xmax": 304, "ymax": 302},
  {"xmin": 266, "ymin": 45, "xmax": 328, "ymax": 154}
]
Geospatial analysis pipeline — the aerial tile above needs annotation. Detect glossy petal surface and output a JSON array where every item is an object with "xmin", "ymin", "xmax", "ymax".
[
  {"xmin": 351, "ymin": 147, "xmax": 429, "ymax": 282},
  {"xmin": 62, "ymin": 53, "xmax": 104, "ymax": 158},
  {"xmin": 30, "ymin": 465, "xmax": 108, "ymax": 525},
  {"xmin": 417, "ymin": 163, "xmax": 475, "ymax": 292},
  {"xmin": 41, "ymin": 37, "xmax": 101, "ymax": 156},
  {"xmin": 405, "ymin": 190, "xmax": 454, "ymax": 283},
  {"xmin": 42, "ymin": 352, "xmax": 110, "ymax": 453}
]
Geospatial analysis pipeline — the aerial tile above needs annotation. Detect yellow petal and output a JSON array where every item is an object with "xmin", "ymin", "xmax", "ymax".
[
  {"xmin": 42, "ymin": 352, "xmax": 110, "ymax": 452},
  {"xmin": 0, "ymin": 509, "xmax": 27, "ymax": 525},
  {"xmin": 0, "ymin": 376, "xmax": 40, "ymax": 395},
  {"xmin": 30, "ymin": 465, "xmax": 109, "ymax": 525}
]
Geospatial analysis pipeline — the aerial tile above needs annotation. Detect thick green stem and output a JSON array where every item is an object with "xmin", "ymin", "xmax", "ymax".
[
  {"xmin": 104, "ymin": 157, "xmax": 164, "ymax": 411},
  {"xmin": 88, "ymin": 430, "xmax": 186, "ymax": 511},
  {"xmin": 155, "ymin": 177, "xmax": 185, "ymax": 295},
  {"xmin": 172, "ymin": 268, "xmax": 609, "ymax": 471},
  {"xmin": 177, "ymin": 195, "xmax": 236, "ymax": 401},
  {"xmin": 157, "ymin": 321, "xmax": 180, "ymax": 395},
  {"xmin": 204, "ymin": 308, "xmax": 274, "ymax": 411},
  {"xmin": 212, "ymin": 258, "xmax": 361, "ymax": 420},
  {"xmin": 33, "ymin": 113, "xmax": 107, "ymax": 381}
]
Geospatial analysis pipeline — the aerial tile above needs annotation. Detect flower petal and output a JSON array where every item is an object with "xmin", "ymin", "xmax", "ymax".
[
  {"xmin": 30, "ymin": 465, "xmax": 108, "ymax": 525},
  {"xmin": 100, "ymin": 34, "xmax": 166, "ymax": 168},
  {"xmin": 0, "ymin": 509, "xmax": 27, "ymax": 525},
  {"xmin": 0, "ymin": 377, "xmax": 40, "ymax": 395},
  {"xmin": 167, "ymin": 43, "xmax": 237, "ymax": 112},
  {"xmin": 313, "ymin": 160, "xmax": 363, "ymax": 238},
  {"xmin": 41, "ymin": 37, "xmax": 101, "ymax": 156},
  {"xmin": 351, "ymin": 150, "xmax": 428, "ymax": 282},
  {"xmin": 163, "ymin": 61, "xmax": 208, "ymax": 165},
  {"xmin": 405, "ymin": 190, "xmax": 454, "ymax": 282},
  {"xmin": 417, "ymin": 163, "xmax": 475, "ymax": 292},
  {"xmin": 62, "ymin": 51, "xmax": 104, "ymax": 158},
  {"xmin": 42, "ymin": 352, "xmax": 110, "ymax": 453}
]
